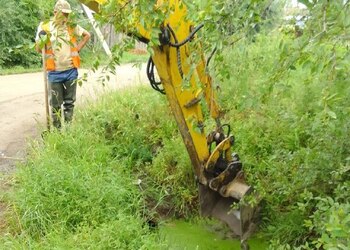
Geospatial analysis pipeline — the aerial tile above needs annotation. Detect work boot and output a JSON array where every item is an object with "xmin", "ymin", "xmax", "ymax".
[
  {"xmin": 64, "ymin": 109, "xmax": 74, "ymax": 123},
  {"xmin": 63, "ymin": 80, "xmax": 76, "ymax": 124},
  {"xmin": 52, "ymin": 108, "xmax": 62, "ymax": 129}
]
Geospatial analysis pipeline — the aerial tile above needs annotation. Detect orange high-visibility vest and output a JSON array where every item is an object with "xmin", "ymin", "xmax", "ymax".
[{"xmin": 41, "ymin": 22, "xmax": 81, "ymax": 71}]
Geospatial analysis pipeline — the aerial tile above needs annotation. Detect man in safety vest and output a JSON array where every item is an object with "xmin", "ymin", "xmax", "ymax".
[{"xmin": 35, "ymin": 0, "xmax": 91, "ymax": 129}]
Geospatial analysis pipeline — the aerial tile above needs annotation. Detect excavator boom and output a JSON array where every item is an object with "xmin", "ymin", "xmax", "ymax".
[{"xmin": 78, "ymin": 0, "xmax": 257, "ymax": 246}]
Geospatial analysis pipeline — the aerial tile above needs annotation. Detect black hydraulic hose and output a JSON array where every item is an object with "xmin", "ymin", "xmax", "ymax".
[
  {"xmin": 166, "ymin": 24, "xmax": 184, "ymax": 78},
  {"xmin": 166, "ymin": 23, "xmax": 205, "ymax": 78},
  {"xmin": 147, "ymin": 57, "xmax": 165, "ymax": 95},
  {"xmin": 147, "ymin": 23, "xmax": 204, "ymax": 94},
  {"xmin": 167, "ymin": 23, "xmax": 204, "ymax": 48}
]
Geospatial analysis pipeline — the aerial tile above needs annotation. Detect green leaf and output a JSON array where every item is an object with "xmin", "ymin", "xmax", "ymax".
[{"xmin": 326, "ymin": 110, "xmax": 337, "ymax": 119}]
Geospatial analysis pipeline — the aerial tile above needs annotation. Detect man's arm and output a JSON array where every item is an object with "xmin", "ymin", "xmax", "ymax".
[{"xmin": 77, "ymin": 30, "xmax": 91, "ymax": 52}]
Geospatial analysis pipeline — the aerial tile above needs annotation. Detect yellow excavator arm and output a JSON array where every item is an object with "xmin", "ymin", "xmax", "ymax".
[{"xmin": 78, "ymin": 0, "xmax": 256, "ymax": 245}]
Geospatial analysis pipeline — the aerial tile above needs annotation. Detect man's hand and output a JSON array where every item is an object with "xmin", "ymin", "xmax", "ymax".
[{"xmin": 35, "ymin": 30, "xmax": 47, "ymax": 53}]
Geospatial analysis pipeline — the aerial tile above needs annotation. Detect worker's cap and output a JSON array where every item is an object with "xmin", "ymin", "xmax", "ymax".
[{"xmin": 54, "ymin": 0, "xmax": 72, "ymax": 14}]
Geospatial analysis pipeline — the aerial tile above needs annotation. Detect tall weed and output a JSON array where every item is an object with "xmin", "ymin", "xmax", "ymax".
[
  {"xmin": 218, "ymin": 28, "xmax": 349, "ymax": 247},
  {"xmin": 1, "ymin": 87, "xmax": 195, "ymax": 248}
]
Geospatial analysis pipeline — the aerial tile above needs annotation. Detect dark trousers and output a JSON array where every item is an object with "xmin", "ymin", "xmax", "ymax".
[{"xmin": 49, "ymin": 80, "xmax": 77, "ymax": 128}]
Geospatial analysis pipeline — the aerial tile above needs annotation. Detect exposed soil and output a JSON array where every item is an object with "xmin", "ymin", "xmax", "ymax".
[{"xmin": 128, "ymin": 48, "xmax": 148, "ymax": 55}]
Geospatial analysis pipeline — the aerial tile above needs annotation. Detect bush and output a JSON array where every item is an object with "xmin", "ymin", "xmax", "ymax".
[
  {"xmin": 216, "ymin": 3, "xmax": 350, "ymax": 246},
  {"xmin": 0, "ymin": 0, "xmax": 45, "ymax": 68}
]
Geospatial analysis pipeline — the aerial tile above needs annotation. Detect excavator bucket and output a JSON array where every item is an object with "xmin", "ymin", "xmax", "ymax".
[
  {"xmin": 199, "ymin": 182, "xmax": 258, "ymax": 247},
  {"xmin": 198, "ymin": 135, "xmax": 259, "ymax": 246}
]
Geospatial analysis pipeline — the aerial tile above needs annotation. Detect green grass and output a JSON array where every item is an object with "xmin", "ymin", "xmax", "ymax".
[
  {"xmin": 0, "ymin": 86, "xmax": 194, "ymax": 248},
  {"xmin": 120, "ymin": 51, "xmax": 149, "ymax": 64},
  {"xmin": 0, "ymin": 66, "xmax": 42, "ymax": 75},
  {"xmin": 0, "ymin": 50, "xmax": 149, "ymax": 75},
  {"xmin": 80, "ymin": 49, "xmax": 149, "ymax": 68},
  {"xmin": 217, "ymin": 31, "xmax": 350, "ymax": 247}
]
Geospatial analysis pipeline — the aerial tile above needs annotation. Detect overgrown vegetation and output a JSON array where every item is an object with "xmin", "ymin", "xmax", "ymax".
[
  {"xmin": 220, "ymin": 32, "xmax": 349, "ymax": 249},
  {"xmin": 1, "ymin": 88, "xmax": 187, "ymax": 248},
  {"xmin": 0, "ymin": 0, "xmax": 349, "ymax": 249},
  {"xmin": 0, "ymin": 0, "xmax": 41, "ymax": 69},
  {"xmin": 217, "ymin": 1, "xmax": 350, "ymax": 248}
]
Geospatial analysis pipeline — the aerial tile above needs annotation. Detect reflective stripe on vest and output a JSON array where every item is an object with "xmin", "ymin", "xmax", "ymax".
[{"xmin": 41, "ymin": 22, "xmax": 81, "ymax": 71}]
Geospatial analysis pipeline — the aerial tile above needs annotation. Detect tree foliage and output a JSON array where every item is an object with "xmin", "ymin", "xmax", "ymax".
[{"xmin": 0, "ymin": 0, "xmax": 40, "ymax": 68}]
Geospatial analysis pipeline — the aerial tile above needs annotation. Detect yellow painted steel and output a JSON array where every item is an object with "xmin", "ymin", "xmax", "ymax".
[
  {"xmin": 78, "ymin": 0, "xmax": 222, "ymax": 183},
  {"xmin": 79, "ymin": 0, "xmax": 102, "ymax": 12},
  {"xmin": 205, "ymin": 137, "xmax": 233, "ymax": 172},
  {"xmin": 151, "ymin": 0, "xmax": 209, "ymax": 183}
]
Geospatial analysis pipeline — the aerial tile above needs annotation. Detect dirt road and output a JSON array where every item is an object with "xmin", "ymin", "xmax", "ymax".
[{"xmin": 0, "ymin": 64, "xmax": 147, "ymax": 174}]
